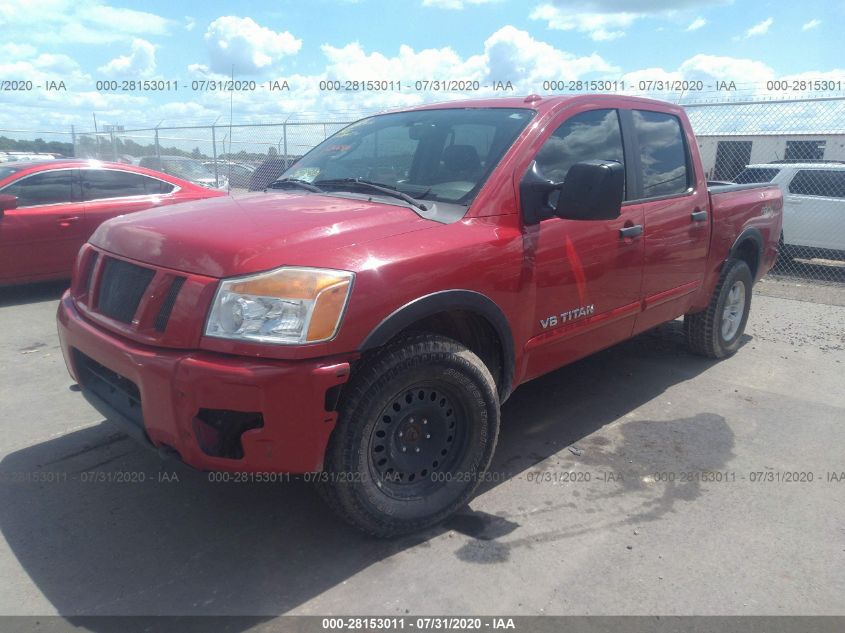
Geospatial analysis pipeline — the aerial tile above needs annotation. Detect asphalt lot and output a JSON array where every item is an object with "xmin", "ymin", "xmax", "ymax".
[{"xmin": 0, "ymin": 277, "xmax": 843, "ymax": 619}]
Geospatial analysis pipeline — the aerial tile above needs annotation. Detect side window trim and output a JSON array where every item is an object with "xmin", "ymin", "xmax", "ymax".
[
  {"xmin": 624, "ymin": 108, "xmax": 696, "ymax": 204},
  {"xmin": 618, "ymin": 109, "xmax": 641, "ymax": 203}
]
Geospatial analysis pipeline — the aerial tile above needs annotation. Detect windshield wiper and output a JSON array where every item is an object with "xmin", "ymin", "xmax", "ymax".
[
  {"xmin": 268, "ymin": 178, "xmax": 324, "ymax": 193},
  {"xmin": 314, "ymin": 178, "xmax": 428, "ymax": 211}
]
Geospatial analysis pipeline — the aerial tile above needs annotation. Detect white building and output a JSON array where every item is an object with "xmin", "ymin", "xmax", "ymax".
[{"xmin": 696, "ymin": 133, "xmax": 845, "ymax": 181}]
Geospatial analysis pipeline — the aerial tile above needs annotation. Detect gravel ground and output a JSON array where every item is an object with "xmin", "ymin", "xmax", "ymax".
[{"xmin": 0, "ymin": 278, "xmax": 843, "ymax": 619}]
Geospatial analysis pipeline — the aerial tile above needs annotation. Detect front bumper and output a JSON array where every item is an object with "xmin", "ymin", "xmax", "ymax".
[{"xmin": 57, "ymin": 291, "xmax": 351, "ymax": 473}]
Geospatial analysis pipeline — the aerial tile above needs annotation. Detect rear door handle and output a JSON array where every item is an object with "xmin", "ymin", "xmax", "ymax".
[
  {"xmin": 58, "ymin": 216, "xmax": 80, "ymax": 227},
  {"xmin": 691, "ymin": 210, "xmax": 708, "ymax": 222},
  {"xmin": 619, "ymin": 224, "xmax": 643, "ymax": 239}
]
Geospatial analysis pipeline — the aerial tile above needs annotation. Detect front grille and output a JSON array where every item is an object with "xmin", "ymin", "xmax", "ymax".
[
  {"xmin": 96, "ymin": 258, "xmax": 155, "ymax": 323},
  {"xmin": 82, "ymin": 252, "xmax": 98, "ymax": 298},
  {"xmin": 154, "ymin": 276, "xmax": 185, "ymax": 332},
  {"xmin": 74, "ymin": 350, "xmax": 143, "ymax": 428}
]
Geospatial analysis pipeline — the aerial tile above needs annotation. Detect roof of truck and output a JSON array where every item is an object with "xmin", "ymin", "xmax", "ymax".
[{"xmin": 389, "ymin": 94, "xmax": 685, "ymax": 115}]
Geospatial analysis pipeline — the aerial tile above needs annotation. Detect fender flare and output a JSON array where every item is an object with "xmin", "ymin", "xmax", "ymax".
[
  {"xmin": 359, "ymin": 289, "xmax": 516, "ymax": 401},
  {"xmin": 729, "ymin": 226, "xmax": 764, "ymax": 279}
]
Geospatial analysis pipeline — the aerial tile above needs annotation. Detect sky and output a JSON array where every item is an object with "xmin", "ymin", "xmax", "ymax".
[{"xmin": 0, "ymin": 0, "xmax": 843, "ymax": 134}]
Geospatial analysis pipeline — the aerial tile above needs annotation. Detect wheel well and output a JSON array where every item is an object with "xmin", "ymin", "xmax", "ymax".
[
  {"xmin": 734, "ymin": 238, "xmax": 760, "ymax": 279},
  {"xmin": 375, "ymin": 310, "xmax": 505, "ymax": 396}
]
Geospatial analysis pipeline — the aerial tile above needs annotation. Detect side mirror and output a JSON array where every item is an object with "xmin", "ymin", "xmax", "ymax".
[
  {"xmin": 556, "ymin": 160, "xmax": 624, "ymax": 221},
  {"xmin": 519, "ymin": 161, "xmax": 562, "ymax": 225},
  {"xmin": 0, "ymin": 194, "xmax": 18, "ymax": 218}
]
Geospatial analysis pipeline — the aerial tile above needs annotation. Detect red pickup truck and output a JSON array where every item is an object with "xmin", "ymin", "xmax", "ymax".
[{"xmin": 57, "ymin": 95, "xmax": 782, "ymax": 536}]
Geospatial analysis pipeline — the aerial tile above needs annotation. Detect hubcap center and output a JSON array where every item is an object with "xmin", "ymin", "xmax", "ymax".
[{"xmin": 401, "ymin": 420, "xmax": 423, "ymax": 444}]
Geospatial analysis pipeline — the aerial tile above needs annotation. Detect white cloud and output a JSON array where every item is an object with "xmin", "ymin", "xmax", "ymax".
[
  {"xmin": 203, "ymin": 16, "xmax": 302, "ymax": 74},
  {"xmin": 0, "ymin": 43, "xmax": 37, "ymax": 59},
  {"xmin": 98, "ymin": 39, "xmax": 156, "ymax": 77},
  {"xmin": 531, "ymin": 0, "xmax": 732, "ymax": 40},
  {"xmin": 0, "ymin": 0, "xmax": 171, "ymax": 44},
  {"xmin": 802, "ymin": 19, "xmax": 821, "ymax": 31},
  {"xmin": 536, "ymin": 0, "xmax": 730, "ymax": 9},
  {"xmin": 319, "ymin": 25, "xmax": 616, "ymax": 99},
  {"xmin": 422, "ymin": 0, "xmax": 499, "ymax": 8},
  {"xmin": 744, "ymin": 17, "xmax": 773, "ymax": 38},
  {"xmin": 530, "ymin": 4, "xmax": 637, "ymax": 40},
  {"xmin": 0, "ymin": 50, "xmax": 152, "ymax": 131},
  {"xmin": 686, "ymin": 17, "xmax": 706, "ymax": 31},
  {"xmin": 679, "ymin": 53, "xmax": 774, "ymax": 85},
  {"xmin": 185, "ymin": 16, "xmax": 196, "ymax": 31}
]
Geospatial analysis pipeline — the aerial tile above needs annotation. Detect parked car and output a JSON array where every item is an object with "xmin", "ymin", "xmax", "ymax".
[
  {"xmin": 0, "ymin": 159, "xmax": 226, "ymax": 285},
  {"xmin": 202, "ymin": 161, "xmax": 255, "ymax": 189},
  {"xmin": 138, "ymin": 155, "xmax": 228, "ymax": 191},
  {"xmin": 0, "ymin": 151, "xmax": 61, "ymax": 163},
  {"xmin": 734, "ymin": 162, "xmax": 845, "ymax": 254},
  {"xmin": 247, "ymin": 157, "xmax": 297, "ymax": 191},
  {"xmin": 57, "ymin": 95, "xmax": 782, "ymax": 536}
]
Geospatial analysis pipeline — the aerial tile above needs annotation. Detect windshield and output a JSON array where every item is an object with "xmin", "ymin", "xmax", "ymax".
[
  {"xmin": 280, "ymin": 108, "xmax": 535, "ymax": 205},
  {"xmin": 734, "ymin": 167, "xmax": 780, "ymax": 184}
]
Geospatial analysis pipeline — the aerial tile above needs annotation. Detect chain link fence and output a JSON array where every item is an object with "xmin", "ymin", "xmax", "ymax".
[
  {"xmin": 1, "ymin": 97, "xmax": 844, "ymax": 283},
  {"xmin": 64, "ymin": 120, "xmax": 354, "ymax": 192},
  {"xmin": 688, "ymin": 98, "xmax": 845, "ymax": 283}
]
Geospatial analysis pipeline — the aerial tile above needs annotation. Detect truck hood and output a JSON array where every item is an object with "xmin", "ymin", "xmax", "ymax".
[{"xmin": 90, "ymin": 192, "xmax": 433, "ymax": 278}]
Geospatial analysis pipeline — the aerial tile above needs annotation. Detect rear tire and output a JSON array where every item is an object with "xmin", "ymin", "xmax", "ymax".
[
  {"xmin": 318, "ymin": 334, "xmax": 500, "ymax": 537},
  {"xmin": 685, "ymin": 259, "xmax": 753, "ymax": 359}
]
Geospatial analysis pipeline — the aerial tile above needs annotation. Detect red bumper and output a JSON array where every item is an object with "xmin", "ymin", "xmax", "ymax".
[{"xmin": 57, "ymin": 291, "xmax": 351, "ymax": 473}]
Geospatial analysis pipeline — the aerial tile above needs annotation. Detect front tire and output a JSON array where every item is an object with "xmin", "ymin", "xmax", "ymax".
[
  {"xmin": 319, "ymin": 334, "xmax": 500, "ymax": 537},
  {"xmin": 685, "ymin": 258, "xmax": 753, "ymax": 359}
]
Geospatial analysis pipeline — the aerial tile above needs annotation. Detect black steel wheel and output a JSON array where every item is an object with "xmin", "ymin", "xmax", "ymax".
[
  {"xmin": 368, "ymin": 383, "xmax": 470, "ymax": 498},
  {"xmin": 318, "ymin": 334, "xmax": 500, "ymax": 537}
]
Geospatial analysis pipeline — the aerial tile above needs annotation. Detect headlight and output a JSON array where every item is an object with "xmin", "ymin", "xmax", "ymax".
[{"xmin": 205, "ymin": 267, "xmax": 354, "ymax": 344}]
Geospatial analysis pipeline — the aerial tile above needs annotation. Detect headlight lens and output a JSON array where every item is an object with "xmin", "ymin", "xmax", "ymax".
[{"xmin": 205, "ymin": 267, "xmax": 354, "ymax": 344}]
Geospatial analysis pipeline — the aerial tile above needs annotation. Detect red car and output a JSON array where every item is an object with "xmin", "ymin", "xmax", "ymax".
[
  {"xmin": 0, "ymin": 159, "xmax": 226, "ymax": 285},
  {"xmin": 57, "ymin": 96, "xmax": 782, "ymax": 535}
]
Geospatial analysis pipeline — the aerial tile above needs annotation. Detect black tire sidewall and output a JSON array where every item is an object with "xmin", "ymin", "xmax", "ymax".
[
  {"xmin": 329, "ymin": 342, "xmax": 499, "ymax": 532},
  {"xmin": 714, "ymin": 261, "xmax": 753, "ymax": 356}
]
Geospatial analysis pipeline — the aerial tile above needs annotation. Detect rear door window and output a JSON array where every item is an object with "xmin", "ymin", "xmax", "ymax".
[
  {"xmin": 631, "ymin": 110, "xmax": 691, "ymax": 198},
  {"xmin": 0, "ymin": 169, "xmax": 79, "ymax": 207},
  {"xmin": 81, "ymin": 170, "xmax": 174, "ymax": 200},
  {"xmin": 788, "ymin": 170, "xmax": 845, "ymax": 198}
]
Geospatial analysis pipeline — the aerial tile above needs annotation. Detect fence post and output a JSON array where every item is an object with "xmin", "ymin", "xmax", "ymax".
[
  {"xmin": 110, "ymin": 130, "xmax": 117, "ymax": 161},
  {"xmin": 71, "ymin": 125, "xmax": 76, "ymax": 158},
  {"xmin": 211, "ymin": 124, "xmax": 219, "ymax": 187},
  {"xmin": 283, "ymin": 122, "xmax": 288, "ymax": 168},
  {"xmin": 154, "ymin": 128, "xmax": 161, "ymax": 161}
]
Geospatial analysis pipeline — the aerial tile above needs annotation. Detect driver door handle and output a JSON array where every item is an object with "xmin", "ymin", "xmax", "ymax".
[
  {"xmin": 619, "ymin": 224, "xmax": 643, "ymax": 239},
  {"xmin": 691, "ymin": 209, "xmax": 708, "ymax": 222},
  {"xmin": 58, "ymin": 216, "xmax": 80, "ymax": 228}
]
